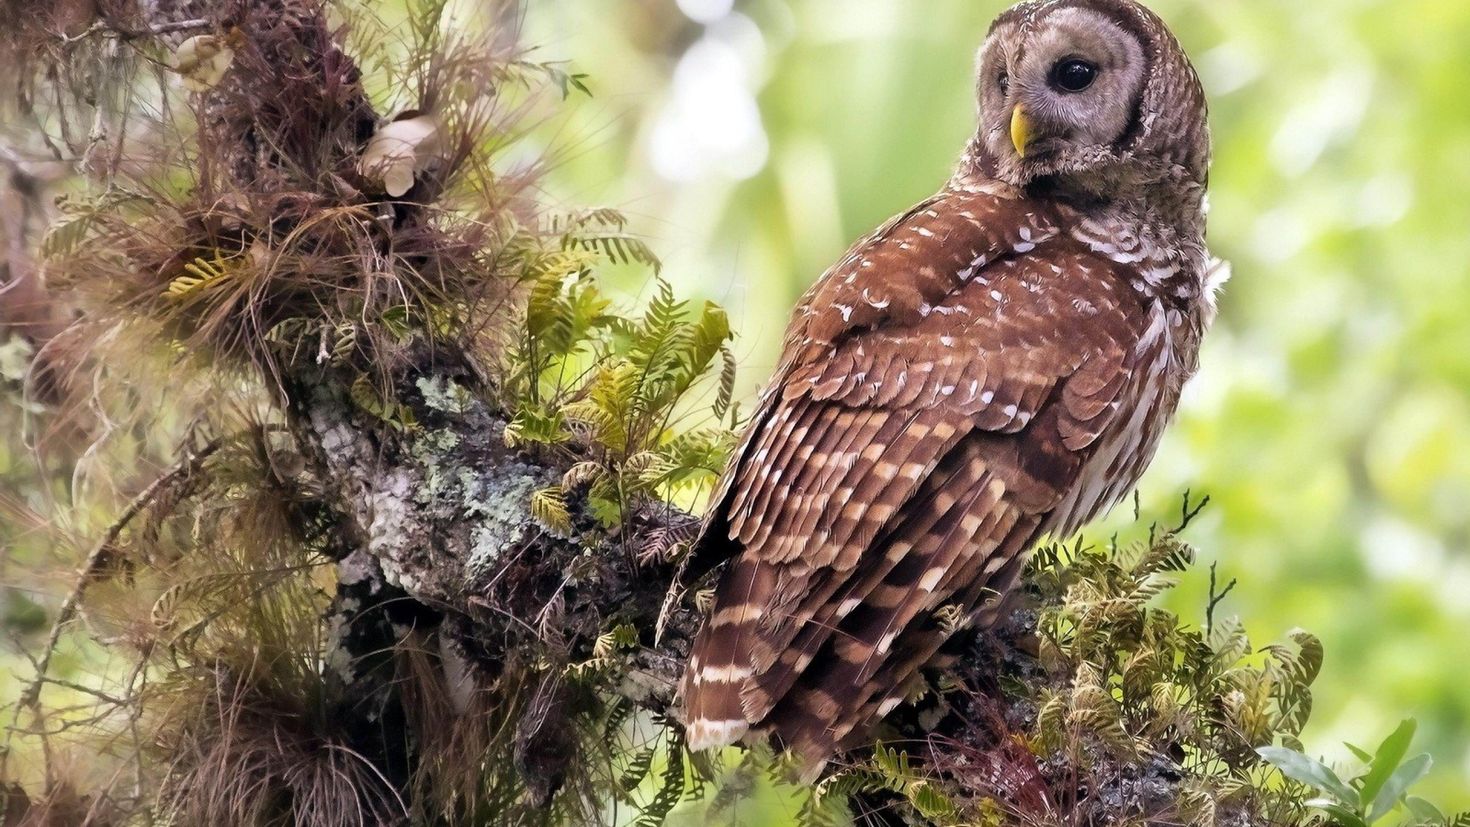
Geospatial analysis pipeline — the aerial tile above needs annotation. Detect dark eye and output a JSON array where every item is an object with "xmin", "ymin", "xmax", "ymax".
[
  {"xmin": 1050, "ymin": 58, "xmax": 1098, "ymax": 92},
  {"xmin": 997, "ymin": 72, "xmax": 1010, "ymax": 95}
]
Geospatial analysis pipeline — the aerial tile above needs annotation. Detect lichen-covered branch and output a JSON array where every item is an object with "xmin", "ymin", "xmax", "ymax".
[{"xmin": 286, "ymin": 356, "xmax": 699, "ymax": 707}]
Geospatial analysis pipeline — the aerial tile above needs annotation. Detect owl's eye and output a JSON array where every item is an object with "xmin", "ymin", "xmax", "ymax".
[
  {"xmin": 997, "ymin": 72, "xmax": 1010, "ymax": 95},
  {"xmin": 1050, "ymin": 58, "xmax": 1098, "ymax": 92}
]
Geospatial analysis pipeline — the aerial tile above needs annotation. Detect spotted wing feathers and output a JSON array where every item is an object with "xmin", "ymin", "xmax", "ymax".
[{"xmin": 681, "ymin": 184, "xmax": 1156, "ymax": 773}]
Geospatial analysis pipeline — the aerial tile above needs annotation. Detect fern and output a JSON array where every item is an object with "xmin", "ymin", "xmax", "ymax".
[
  {"xmin": 349, "ymin": 374, "xmax": 418, "ymax": 431},
  {"xmin": 503, "ymin": 236, "xmax": 737, "ymax": 528},
  {"xmin": 1014, "ymin": 515, "xmax": 1328, "ymax": 823},
  {"xmin": 530, "ymin": 486, "xmax": 572, "ymax": 535},
  {"xmin": 619, "ymin": 742, "xmax": 660, "ymax": 796},
  {"xmin": 633, "ymin": 732, "xmax": 689, "ymax": 827},
  {"xmin": 165, "ymin": 252, "xmax": 241, "ymax": 299}
]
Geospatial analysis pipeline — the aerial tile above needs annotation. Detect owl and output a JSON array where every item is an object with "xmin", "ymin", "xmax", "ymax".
[{"xmin": 681, "ymin": 0, "xmax": 1220, "ymax": 777}]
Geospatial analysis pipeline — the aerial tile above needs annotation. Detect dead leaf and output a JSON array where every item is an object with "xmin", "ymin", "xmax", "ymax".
[
  {"xmin": 358, "ymin": 114, "xmax": 442, "ymax": 198},
  {"xmin": 173, "ymin": 34, "xmax": 236, "ymax": 92}
]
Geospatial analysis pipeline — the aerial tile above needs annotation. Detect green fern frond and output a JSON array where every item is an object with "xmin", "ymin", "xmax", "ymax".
[
  {"xmin": 633, "ymin": 732, "xmax": 688, "ymax": 827},
  {"xmin": 165, "ymin": 252, "xmax": 239, "ymax": 299},
  {"xmin": 349, "ymin": 375, "xmax": 418, "ymax": 431},
  {"xmin": 530, "ymin": 486, "xmax": 572, "ymax": 535}
]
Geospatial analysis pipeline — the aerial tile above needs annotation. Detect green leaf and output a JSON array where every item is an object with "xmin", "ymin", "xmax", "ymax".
[
  {"xmin": 1304, "ymin": 800, "xmax": 1370, "ymax": 827},
  {"xmin": 1403, "ymin": 797, "xmax": 1444, "ymax": 823},
  {"xmin": 1366, "ymin": 753, "xmax": 1432, "ymax": 823},
  {"xmin": 1290, "ymin": 628, "xmax": 1325, "ymax": 684},
  {"xmin": 1359, "ymin": 719, "xmax": 1417, "ymax": 806},
  {"xmin": 1259, "ymin": 746, "xmax": 1359, "ymax": 806}
]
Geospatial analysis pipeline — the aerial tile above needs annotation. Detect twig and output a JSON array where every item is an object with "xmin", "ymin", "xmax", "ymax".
[
  {"xmin": 135, "ymin": 19, "xmax": 213, "ymax": 37},
  {"xmin": 1174, "ymin": 490, "xmax": 1210, "ymax": 534},
  {"xmin": 32, "ymin": 675, "xmax": 132, "ymax": 707},
  {"xmin": 58, "ymin": 18, "xmax": 212, "ymax": 47},
  {"xmin": 1205, "ymin": 561, "xmax": 1237, "ymax": 638},
  {"xmin": 6, "ymin": 439, "xmax": 224, "ymax": 740}
]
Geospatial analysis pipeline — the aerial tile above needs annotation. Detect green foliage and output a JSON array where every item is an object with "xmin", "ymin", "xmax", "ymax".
[
  {"xmin": 602, "ymin": 718, "xmax": 705, "ymax": 827},
  {"xmin": 794, "ymin": 744, "xmax": 966, "ymax": 827},
  {"xmin": 636, "ymin": 730, "xmax": 690, "ymax": 827},
  {"xmin": 564, "ymin": 621, "xmax": 640, "ymax": 679},
  {"xmin": 349, "ymin": 374, "xmax": 420, "ymax": 431},
  {"xmin": 1015, "ymin": 527, "xmax": 1318, "ymax": 823},
  {"xmin": 775, "ymin": 515, "xmax": 1332, "ymax": 825},
  {"xmin": 1261, "ymin": 719, "xmax": 1468, "ymax": 827},
  {"xmin": 1030, "ymin": 531, "xmax": 1321, "ymax": 771},
  {"xmin": 772, "ymin": 518, "xmax": 1470, "ymax": 826},
  {"xmin": 502, "ymin": 217, "xmax": 738, "ymax": 527},
  {"xmin": 555, "ymin": 208, "xmax": 663, "ymax": 273}
]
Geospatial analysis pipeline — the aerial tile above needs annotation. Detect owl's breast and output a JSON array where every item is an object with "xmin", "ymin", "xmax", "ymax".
[{"xmin": 1044, "ymin": 297, "xmax": 1196, "ymax": 539}]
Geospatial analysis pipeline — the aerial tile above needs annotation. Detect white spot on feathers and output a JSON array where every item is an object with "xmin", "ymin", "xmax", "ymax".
[
  {"xmin": 699, "ymin": 664, "xmax": 754, "ymax": 683},
  {"xmin": 919, "ymin": 567, "xmax": 945, "ymax": 592},
  {"xmin": 687, "ymin": 719, "xmax": 750, "ymax": 752}
]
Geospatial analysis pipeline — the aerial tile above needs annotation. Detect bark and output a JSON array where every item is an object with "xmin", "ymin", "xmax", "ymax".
[{"xmin": 286, "ymin": 356, "xmax": 702, "ymax": 716}]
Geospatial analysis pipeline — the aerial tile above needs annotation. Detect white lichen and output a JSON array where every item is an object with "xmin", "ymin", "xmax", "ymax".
[
  {"xmin": 367, "ymin": 467, "xmax": 421, "ymax": 592},
  {"xmin": 416, "ymin": 375, "xmax": 476, "ymax": 414},
  {"xmin": 464, "ymin": 466, "xmax": 551, "ymax": 577}
]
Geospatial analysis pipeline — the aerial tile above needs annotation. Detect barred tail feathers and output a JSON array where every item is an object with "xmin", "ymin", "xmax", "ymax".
[{"xmin": 681, "ymin": 556, "xmax": 774, "ymax": 751}]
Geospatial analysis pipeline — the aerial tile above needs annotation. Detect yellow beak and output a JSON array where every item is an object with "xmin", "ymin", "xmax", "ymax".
[{"xmin": 1010, "ymin": 105, "xmax": 1033, "ymax": 158}]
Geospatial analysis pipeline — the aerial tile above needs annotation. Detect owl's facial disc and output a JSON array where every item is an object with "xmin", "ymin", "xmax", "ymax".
[{"xmin": 977, "ymin": 6, "xmax": 1150, "ymax": 185}]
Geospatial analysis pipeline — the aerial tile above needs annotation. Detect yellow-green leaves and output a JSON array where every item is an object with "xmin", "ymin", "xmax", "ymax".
[
  {"xmin": 1024, "ymin": 520, "xmax": 1330, "ymax": 820},
  {"xmin": 165, "ymin": 253, "xmax": 237, "ymax": 299},
  {"xmin": 503, "ymin": 209, "xmax": 736, "ymax": 529},
  {"xmin": 349, "ymin": 375, "xmax": 418, "ymax": 431},
  {"xmin": 798, "ymin": 745, "xmax": 961, "ymax": 827},
  {"xmin": 530, "ymin": 486, "xmax": 572, "ymax": 535}
]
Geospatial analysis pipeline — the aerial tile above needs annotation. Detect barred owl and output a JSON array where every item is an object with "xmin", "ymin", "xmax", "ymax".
[{"xmin": 681, "ymin": 0, "xmax": 1221, "ymax": 776}]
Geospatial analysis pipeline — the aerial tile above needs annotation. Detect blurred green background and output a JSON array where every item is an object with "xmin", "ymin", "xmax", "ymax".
[{"xmin": 523, "ymin": 0, "xmax": 1470, "ymax": 809}]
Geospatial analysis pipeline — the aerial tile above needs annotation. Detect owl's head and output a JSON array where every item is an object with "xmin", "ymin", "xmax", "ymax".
[{"xmin": 971, "ymin": 0, "xmax": 1209, "ymax": 195}]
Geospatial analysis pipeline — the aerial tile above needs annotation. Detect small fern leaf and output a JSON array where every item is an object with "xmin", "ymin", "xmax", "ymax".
[{"xmin": 530, "ymin": 486, "xmax": 573, "ymax": 535}]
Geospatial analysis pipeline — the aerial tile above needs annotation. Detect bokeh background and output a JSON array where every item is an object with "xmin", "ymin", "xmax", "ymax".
[{"xmin": 522, "ymin": 0, "xmax": 1470, "ymax": 808}]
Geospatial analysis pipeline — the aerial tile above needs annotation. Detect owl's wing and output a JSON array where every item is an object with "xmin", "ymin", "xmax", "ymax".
[{"xmin": 682, "ymin": 184, "xmax": 1162, "ymax": 768}]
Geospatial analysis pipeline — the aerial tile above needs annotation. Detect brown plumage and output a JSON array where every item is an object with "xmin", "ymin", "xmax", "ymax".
[{"xmin": 681, "ymin": 0, "xmax": 1223, "ymax": 776}]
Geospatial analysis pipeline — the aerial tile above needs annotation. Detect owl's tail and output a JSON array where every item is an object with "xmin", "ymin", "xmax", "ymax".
[{"xmin": 680, "ymin": 556, "xmax": 774, "ymax": 751}]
